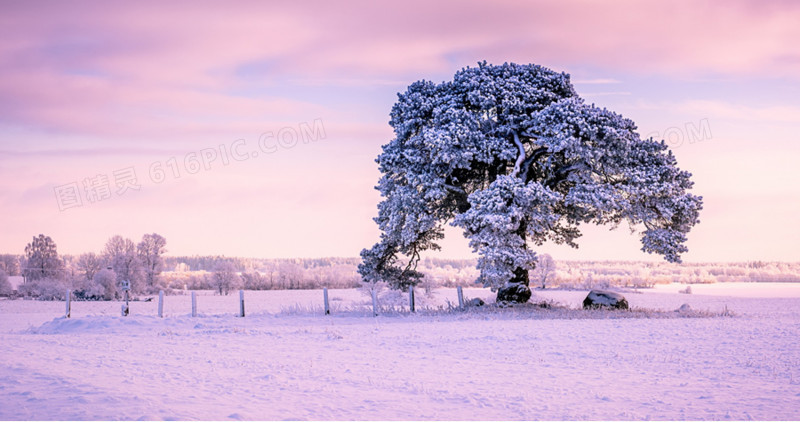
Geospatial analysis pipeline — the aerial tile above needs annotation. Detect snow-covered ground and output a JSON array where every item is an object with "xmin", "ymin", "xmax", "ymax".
[{"xmin": 1, "ymin": 283, "xmax": 798, "ymax": 420}]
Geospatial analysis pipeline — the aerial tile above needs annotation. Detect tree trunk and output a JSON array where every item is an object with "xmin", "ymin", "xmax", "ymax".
[
  {"xmin": 496, "ymin": 219, "xmax": 532, "ymax": 303},
  {"xmin": 510, "ymin": 266, "xmax": 529, "ymax": 286},
  {"xmin": 512, "ymin": 218, "xmax": 530, "ymax": 287}
]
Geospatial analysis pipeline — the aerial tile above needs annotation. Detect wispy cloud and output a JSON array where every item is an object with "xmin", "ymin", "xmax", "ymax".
[
  {"xmin": 638, "ymin": 99, "xmax": 800, "ymax": 123},
  {"xmin": 0, "ymin": 147, "xmax": 193, "ymax": 158},
  {"xmin": 2, "ymin": 1, "xmax": 799, "ymax": 139},
  {"xmin": 580, "ymin": 91, "xmax": 632, "ymax": 97},
  {"xmin": 572, "ymin": 78, "xmax": 622, "ymax": 85},
  {"xmin": 287, "ymin": 78, "xmax": 410, "ymax": 87},
  {"xmin": 676, "ymin": 99, "xmax": 800, "ymax": 123}
]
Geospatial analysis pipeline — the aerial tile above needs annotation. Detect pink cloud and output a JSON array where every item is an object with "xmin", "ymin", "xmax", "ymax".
[
  {"xmin": 2, "ymin": 1, "xmax": 799, "ymax": 139},
  {"xmin": 6, "ymin": 2, "xmax": 800, "ymax": 80},
  {"xmin": 0, "ymin": 66, "xmax": 329, "ymax": 139}
]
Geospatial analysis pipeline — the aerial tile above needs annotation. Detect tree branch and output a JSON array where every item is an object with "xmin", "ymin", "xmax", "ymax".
[
  {"xmin": 443, "ymin": 184, "xmax": 466, "ymax": 194},
  {"xmin": 511, "ymin": 130, "xmax": 526, "ymax": 178},
  {"xmin": 520, "ymin": 146, "xmax": 548, "ymax": 182},
  {"xmin": 403, "ymin": 248, "xmax": 420, "ymax": 275},
  {"xmin": 445, "ymin": 183, "xmax": 471, "ymax": 212},
  {"xmin": 546, "ymin": 161, "xmax": 589, "ymax": 188}
]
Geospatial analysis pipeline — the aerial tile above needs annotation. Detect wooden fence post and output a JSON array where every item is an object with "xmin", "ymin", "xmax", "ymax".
[
  {"xmin": 409, "ymin": 285, "xmax": 415, "ymax": 313},
  {"xmin": 457, "ymin": 286, "xmax": 465, "ymax": 310},
  {"xmin": 371, "ymin": 289, "xmax": 378, "ymax": 317},
  {"xmin": 158, "ymin": 290, "xmax": 164, "ymax": 318},
  {"xmin": 323, "ymin": 288, "xmax": 330, "ymax": 315},
  {"xmin": 191, "ymin": 291, "xmax": 197, "ymax": 317},
  {"xmin": 122, "ymin": 289, "xmax": 130, "ymax": 316},
  {"xmin": 65, "ymin": 289, "xmax": 71, "ymax": 318},
  {"xmin": 239, "ymin": 290, "xmax": 245, "ymax": 317}
]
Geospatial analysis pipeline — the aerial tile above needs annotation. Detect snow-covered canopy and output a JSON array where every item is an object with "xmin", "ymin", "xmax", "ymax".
[{"xmin": 360, "ymin": 62, "xmax": 702, "ymax": 291}]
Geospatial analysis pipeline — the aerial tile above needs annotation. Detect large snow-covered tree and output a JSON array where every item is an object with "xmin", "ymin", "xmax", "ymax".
[{"xmin": 359, "ymin": 62, "xmax": 702, "ymax": 302}]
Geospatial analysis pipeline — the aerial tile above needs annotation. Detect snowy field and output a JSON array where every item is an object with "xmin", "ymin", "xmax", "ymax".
[{"xmin": 1, "ymin": 283, "xmax": 799, "ymax": 420}]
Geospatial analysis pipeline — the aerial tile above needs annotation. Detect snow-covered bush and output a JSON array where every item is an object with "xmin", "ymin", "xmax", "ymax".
[
  {"xmin": 71, "ymin": 276, "xmax": 102, "ymax": 300},
  {"xmin": 94, "ymin": 269, "xmax": 118, "ymax": 300},
  {"xmin": 18, "ymin": 277, "xmax": 69, "ymax": 300}
]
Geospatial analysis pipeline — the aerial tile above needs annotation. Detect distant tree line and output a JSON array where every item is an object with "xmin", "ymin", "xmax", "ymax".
[
  {"xmin": 160, "ymin": 258, "xmax": 363, "ymax": 294},
  {"xmin": 2, "ymin": 233, "xmax": 798, "ymax": 300},
  {"xmin": 1, "ymin": 234, "xmax": 367, "ymax": 299},
  {"xmin": 161, "ymin": 256, "xmax": 363, "ymax": 273},
  {"xmin": 3, "ymin": 233, "xmax": 167, "ymax": 300}
]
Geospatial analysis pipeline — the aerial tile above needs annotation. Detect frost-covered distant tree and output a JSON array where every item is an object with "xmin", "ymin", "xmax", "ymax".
[
  {"xmin": 240, "ymin": 272, "xmax": 266, "ymax": 290},
  {"xmin": 0, "ymin": 269, "xmax": 12, "ymax": 295},
  {"xmin": 531, "ymin": 253, "xmax": 556, "ymax": 289},
  {"xmin": 76, "ymin": 252, "xmax": 103, "ymax": 281},
  {"xmin": 0, "ymin": 254, "xmax": 21, "ymax": 276},
  {"xmin": 359, "ymin": 62, "xmax": 702, "ymax": 302},
  {"xmin": 103, "ymin": 235, "xmax": 144, "ymax": 293},
  {"xmin": 277, "ymin": 262, "xmax": 304, "ymax": 289},
  {"xmin": 24, "ymin": 234, "xmax": 63, "ymax": 281},
  {"xmin": 137, "ymin": 233, "xmax": 167, "ymax": 288},
  {"xmin": 212, "ymin": 261, "xmax": 239, "ymax": 295}
]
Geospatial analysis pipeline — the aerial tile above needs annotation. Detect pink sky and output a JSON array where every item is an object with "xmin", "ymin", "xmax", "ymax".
[{"xmin": 1, "ymin": 1, "xmax": 799, "ymax": 262}]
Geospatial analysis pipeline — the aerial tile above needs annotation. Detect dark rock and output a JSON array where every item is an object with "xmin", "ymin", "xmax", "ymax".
[
  {"xmin": 467, "ymin": 298, "xmax": 485, "ymax": 307},
  {"xmin": 582, "ymin": 290, "xmax": 629, "ymax": 310},
  {"xmin": 497, "ymin": 283, "xmax": 532, "ymax": 303}
]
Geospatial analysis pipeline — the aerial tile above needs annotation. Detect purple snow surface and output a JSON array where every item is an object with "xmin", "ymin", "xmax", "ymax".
[{"xmin": 1, "ymin": 284, "xmax": 799, "ymax": 420}]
